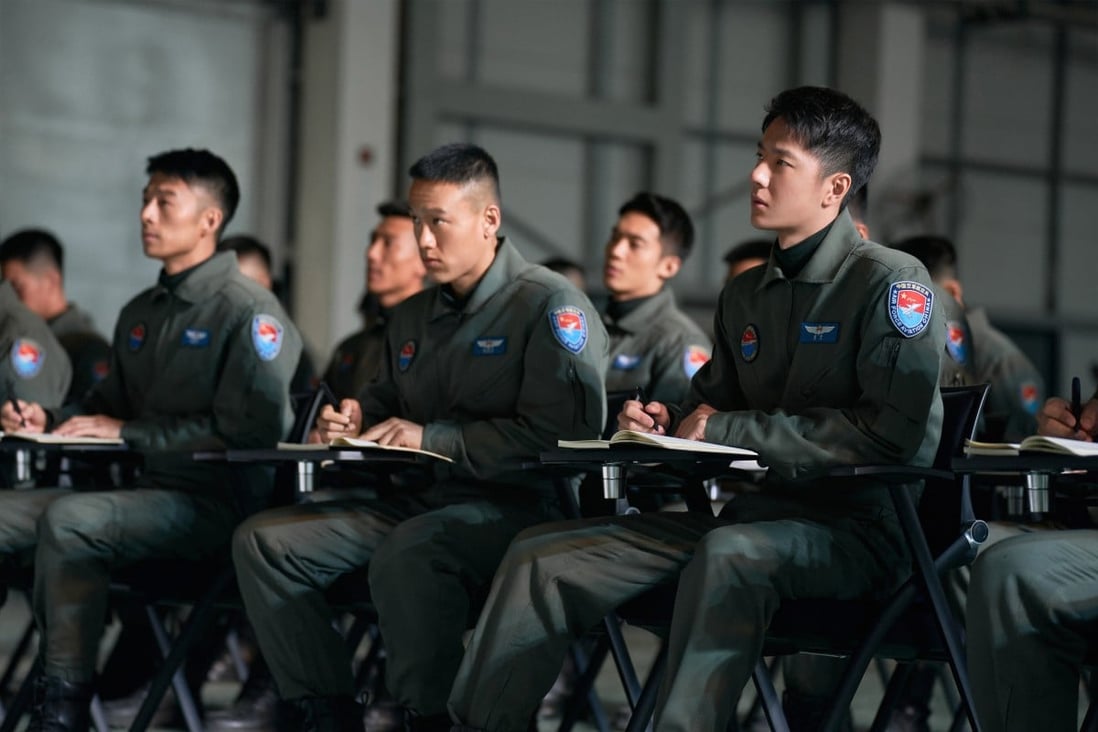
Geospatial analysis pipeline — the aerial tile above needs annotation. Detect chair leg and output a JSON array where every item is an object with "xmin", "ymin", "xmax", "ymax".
[
  {"xmin": 558, "ymin": 636, "xmax": 611, "ymax": 732},
  {"xmin": 751, "ymin": 657, "xmax": 789, "ymax": 732},
  {"xmin": 868, "ymin": 661, "xmax": 914, "ymax": 732},
  {"xmin": 0, "ymin": 658, "xmax": 40, "ymax": 732},
  {"xmin": 603, "ymin": 615, "xmax": 642, "ymax": 709},
  {"xmin": 1082, "ymin": 698, "xmax": 1098, "ymax": 732},
  {"xmin": 90, "ymin": 695, "xmax": 110, "ymax": 732},
  {"xmin": 740, "ymin": 656, "xmax": 779, "ymax": 729},
  {"xmin": 0, "ymin": 619, "xmax": 36, "ymax": 698},
  {"xmin": 139, "ymin": 603, "xmax": 204, "ymax": 732},
  {"xmin": 623, "ymin": 642, "xmax": 666, "ymax": 732}
]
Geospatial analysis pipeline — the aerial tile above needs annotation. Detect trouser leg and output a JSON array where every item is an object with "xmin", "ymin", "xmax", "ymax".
[
  {"xmin": 448, "ymin": 511, "xmax": 722, "ymax": 732},
  {"xmin": 33, "ymin": 489, "xmax": 237, "ymax": 683}
]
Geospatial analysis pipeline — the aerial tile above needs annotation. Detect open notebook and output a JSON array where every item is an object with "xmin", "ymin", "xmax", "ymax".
[
  {"xmin": 965, "ymin": 435, "xmax": 1098, "ymax": 457},
  {"xmin": 559, "ymin": 429, "xmax": 758, "ymax": 459},
  {"xmin": 0, "ymin": 431, "xmax": 125, "ymax": 446},
  {"xmin": 276, "ymin": 436, "xmax": 453, "ymax": 463}
]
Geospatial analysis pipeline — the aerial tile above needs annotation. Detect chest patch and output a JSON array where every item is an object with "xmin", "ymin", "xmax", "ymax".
[
  {"xmin": 887, "ymin": 281, "xmax": 934, "ymax": 338},
  {"xmin": 472, "ymin": 337, "xmax": 507, "ymax": 356},
  {"xmin": 128, "ymin": 323, "xmax": 146, "ymax": 352},
  {"xmin": 549, "ymin": 306, "xmax": 588, "ymax": 354},
  {"xmin": 1021, "ymin": 382, "xmax": 1040, "ymax": 415},
  {"xmin": 740, "ymin": 325, "xmax": 759, "ymax": 363},
  {"xmin": 10, "ymin": 338, "xmax": 44, "ymax": 379},
  {"xmin": 92, "ymin": 360, "xmax": 110, "ymax": 381},
  {"xmin": 339, "ymin": 352, "xmax": 355, "ymax": 372},
  {"xmin": 181, "ymin": 328, "xmax": 211, "ymax": 348},
  {"xmin": 799, "ymin": 322, "xmax": 840, "ymax": 344},
  {"xmin": 398, "ymin": 340, "xmax": 417, "ymax": 372},
  {"xmin": 945, "ymin": 321, "xmax": 968, "ymax": 364},
  {"xmin": 683, "ymin": 345, "xmax": 710, "ymax": 378},
  {"xmin": 252, "ymin": 314, "xmax": 284, "ymax": 361},
  {"xmin": 612, "ymin": 354, "xmax": 641, "ymax": 371}
]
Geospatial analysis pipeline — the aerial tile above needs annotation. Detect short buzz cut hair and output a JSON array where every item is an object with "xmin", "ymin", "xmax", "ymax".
[
  {"xmin": 723, "ymin": 238, "xmax": 772, "ymax": 267},
  {"xmin": 891, "ymin": 235, "xmax": 959, "ymax": 281},
  {"xmin": 376, "ymin": 200, "xmax": 413, "ymax": 219},
  {"xmin": 0, "ymin": 228, "xmax": 65, "ymax": 275},
  {"xmin": 408, "ymin": 143, "xmax": 501, "ymax": 205},
  {"xmin": 145, "ymin": 148, "xmax": 240, "ymax": 235},
  {"xmin": 618, "ymin": 192, "xmax": 695, "ymax": 259},
  {"xmin": 762, "ymin": 86, "xmax": 881, "ymax": 208}
]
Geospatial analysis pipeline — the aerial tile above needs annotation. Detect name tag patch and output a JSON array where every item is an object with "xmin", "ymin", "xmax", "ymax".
[
  {"xmin": 887, "ymin": 281, "xmax": 933, "ymax": 338},
  {"xmin": 612, "ymin": 354, "xmax": 641, "ymax": 371},
  {"xmin": 799, "ymin": 322, "xmax": 840, "ymax": 343},
  {"xmin": 181, "ymin": 328, "xmax": 211, "ymax": 348},
  {"xmin": 10, "ymin": 338, "xmax": 44, "ymax": 379},
  {"xmin": 473, "ymin": 337, "xmax": 507, "ymax": 356}
]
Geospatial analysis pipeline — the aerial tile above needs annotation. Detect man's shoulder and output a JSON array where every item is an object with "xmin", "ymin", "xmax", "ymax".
[{"xmin": 847, "ymin": 239, "xmax": 927, "ymax": 277}]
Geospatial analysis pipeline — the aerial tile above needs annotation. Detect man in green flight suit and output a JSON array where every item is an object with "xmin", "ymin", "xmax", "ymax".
[
  {"xmin": 0, "ymin": 280, "xmax": 71, "ymax": 412},
  {"xmin": 230, "ymin": 143, "xmax": 608, "ymax": 732},
  {"xmin": 447, "ymin": 85, "xmax": 945, "ymax": 732},
  {"xmin": 0, "ymin": 229, "xmax": 108, "ymax": 404},
  {"xmin": 321, "ymin": 200, "xmax": 426, "ymax": 401},
  {"xmin": 601, "ymin": 192, "xmax": 710, "ymax": 406},
  {"xmin": 0, "ymin": 147, "xmax": 302, "ymax": 731}
]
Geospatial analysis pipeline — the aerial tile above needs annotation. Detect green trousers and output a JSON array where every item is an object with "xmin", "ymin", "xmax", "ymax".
[
  {"xmin": 231, "ymin": 484, "xmax": 560, "ymax": 716},
  {"xmin": 33, "ymin": 489, "xmax": 238, "ymax": 682},
  {"xmin": 967, "ymin": 529, "xmax": 1098, "ymax": 732},
  {"xmin": 0, "ymin": 489, "xmax": 72, "ymax": 564},
  {"xmin": 449, "ymin": 493, "xmax": 907, "ymax": 732}
]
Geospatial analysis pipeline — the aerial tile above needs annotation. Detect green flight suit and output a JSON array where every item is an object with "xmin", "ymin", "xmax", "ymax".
[
  {"xmin": 968, "ymin": 306, "xmax": 1044, "ymax": 441},
  {"xmin": 28, "ymin": 252, "xmax": 301, "ymax": 683},
  {"xmin": 449, "ymin": 210, "xmax": 944, "ymax": 732},
  {"xmin": 320, "ymin": 311, "xmax": 386, "ymax": 401},
  {"xmin": 967, "ymin": 530, "xmax": 1098, "ymax": 732},
  {"xmin": 0, "ymin": 281, "xmax": 72, "ymax": 408},
  {"xmin": 232, "ymin": 238, "xmax": 608, "ymax": 715},
  {"xmin": 48, "ymin": 304, "xmax": 111, "ymax": 405},
  {"xmin": 603, "ymin": 287, "xmax": 711, "ymax": 405},
  {"xmin": 936, "ymin": 286, "xmax": 978, "ymax": 388}
]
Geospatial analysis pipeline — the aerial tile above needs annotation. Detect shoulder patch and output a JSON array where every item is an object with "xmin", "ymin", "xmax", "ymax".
[
  {"xmin": 10, "ymin": 338, "xmax": 45, "ymax": 379},
  {"xmin": 945, "ymin": 321, "xmax": 968, "ymax": 364},
  {"xmin": 398, "ymin": 340, "xmax": 417, "ymax": 372},
  {"xmin": 1021, "ymin": 382, "xmax": 1040, "ymax": 415},
  {"xmin": 887, "ymin": 281, "xmax": 934, "ymax": 338},
  {"xmin": 740, "ymin": 324, "xmax": 759, "ymax": 363},
  {"xmin": 251, "ymin": 314, "xmax": 285, "ymax": 361},
  {"xmin": 549, "ymin": 306, "xmax": 588, "ymax": 354},
  {"xmin": 683, "ymin": 345, "xmax": 710, "ymax": 378}
]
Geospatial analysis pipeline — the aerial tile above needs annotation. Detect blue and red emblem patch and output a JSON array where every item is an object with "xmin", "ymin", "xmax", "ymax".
[
  {"xmin": 398, "ymin": 340, "xmax": 417, "ymax": 372},
  {"xmin": 1021, "ymin": 382, "xmax": 1040, "ymax": 415},
  {"xmin": 683, "ymin": 345, "xmax": 710, "ymax": 378},
  {"xmin": 251, "ymin": 314, "xmax": 284, "ymax": 361},
  {"xmin": 887, "ymin": 281, "xmax": 934, "ymax": 338},
  {"xmin": 128, "ymin": 323, "xmax": 146, "ymax": 352},
  {"xmin": 740, "ymin": 324, "xmax": 759, "ymax": 363},
  {"xmin": 10, "ymin": 338, "xmax": 44, "ymax": 379},
  {"xmin": 945, "ymin": 321, "xmax": 968, "ymax": 364},
  {"xmin": 612, "ymin": 354, "xmax": 641, "ymax": 371},
  {"xmin": 549, "ymin": 306, "xmax": 588, "ymax": 354}
]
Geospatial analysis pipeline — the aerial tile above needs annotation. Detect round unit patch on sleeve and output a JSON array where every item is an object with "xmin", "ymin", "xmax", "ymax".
[
  {"xmin": 10, "ymin": 338, "xmax": 45, "ymax": 379},
  {"xmin": 945, "ymin": 321, "xmax": 968, "ymax": 364},
  {"xmin": 252, "ymin": 314, "xmax": 285, "ymax": 361},
  {"xmin": 683, "ymin": 345, "xmax": 710, "ymax": 378},
  {"xmin": 1021, "ymin": 382, "xmax": 1041, "ymax": 415},
  {"xmin": 549, "ymin": 306, "xmax": 588, "ymax": 354},
  {"xmin": 887, "ymin": 281, "xmax": 934, "ymax": 338}
]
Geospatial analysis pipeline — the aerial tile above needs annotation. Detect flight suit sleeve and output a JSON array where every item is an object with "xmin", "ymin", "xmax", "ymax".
[
  {"xmin": 1, "ymin": 332, "xmax": 72, "ymax": 409},
  {"xmin": 419, "ymin": 291, "xmax": 609, "ymax": 478},
  {"xmin": 985, "ymin": 356, "xmax": 1044, "ymax": 442},
  {"xmin": 646, "ymin": 334, "xmax": 711, "ymax": 406},
  {"xmin": 119, "ymin": 308, "xmax": 303, "ymax": 450},
  {"xmin": 700, "ymin": 269, "xmax": 944, "ymax": 481}
]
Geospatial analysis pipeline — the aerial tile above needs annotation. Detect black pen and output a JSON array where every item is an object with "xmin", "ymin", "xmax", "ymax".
[
  {"xmin": 7, "ymin": 380, "xmax": 26, "ymax": 429},
  {"xmin": 633, "ymin": 386, "xmax": 648, "ymax": 405},
  {"xmin": 1071, "ymin": 376, "xmax": 1082, "ymax": 426}
]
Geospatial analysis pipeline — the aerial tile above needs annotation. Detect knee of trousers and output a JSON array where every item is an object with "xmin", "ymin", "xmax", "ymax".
[
  {"xmin": 231, "ymin": 512, "xmax": 293, "ymax": 578},
  {"xmin": 37, "ymin": 494, "xmax": 113, "ymax": 557},
  {"xmin": 690, "ymin": 526, "xmax": 778, "ymax": 587}
]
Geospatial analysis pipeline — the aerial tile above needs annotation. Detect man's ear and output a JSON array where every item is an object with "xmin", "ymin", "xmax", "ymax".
[
  {"xmin": 823, "ymin": 173, "xmax": 852, "ymax": 208},
  {"xmin": 657, "ymin": 254, "xmax": 682, "ymax": 280},
  {"xmin": 483, "ymin": 203, "xmax": 501, "ymax": 240},
  {"xmin": 200, "ymin": 207, "xmax": 224, "ymax": 238},
  {"xmin": 941, "ymin": 277, "xmax": 964, "ymax": 307}
]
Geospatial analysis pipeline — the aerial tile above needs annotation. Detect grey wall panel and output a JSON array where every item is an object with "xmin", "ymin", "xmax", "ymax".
[
  {"xmin": 1064, "ymin": 33, "xmax": 1098, "ymax": 178},
  {"xmin": 920, "ymin": 31, "xmax": 955, "ymax": 159},
  {"xmin": 1056, "ymin": 184, "xmax": 1098, "ymax": 320}
]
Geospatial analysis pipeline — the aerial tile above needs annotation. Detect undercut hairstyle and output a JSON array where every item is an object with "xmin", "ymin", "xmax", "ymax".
[
  {"xmin": 408, "ymin": 143, "xmax": 501, "ymax": 205},
  {"xmin": 376, "ymin": 200, "xmax": 413, "ymax": 219},
  {"xmin": 891, "ymin": 235, "xmax": 959, "ymax": 281},
  {"xmin": 0, "ymin": 229, "xmax": 65, "ymax": 275},
  {"xmin": 146, "ymin": 148, "xmax": 240, "ymax": 234},
  {"xmin": 848, "ymin": 183, "xmax": 869, "ymax": 225},
  {"xmin": 723, "ymin": 238, "xmax": 772, "ymax": 267},
  {"xmin": 618, "ymin": 192, "xmax": 696, "ymax": 259},
  {"xmin": 218, "ymin": 235, "xmax": 272, "ymax": 272},
  {"xmin": 762, "ymin": 86, "xmax": 881, "ymax": 208}
]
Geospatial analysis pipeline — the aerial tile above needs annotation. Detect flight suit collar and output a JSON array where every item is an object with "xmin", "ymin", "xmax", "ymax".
[
  {"xmin": 603, "ymin": 287, "xmax": 675, "ymax": 335},
  {"xmin": 755, "ymin": 209, "xmax": 860, "ymax": 291},
  {"xmin": 0, "ymin": 280, "xmax": 20, "ymax": 314},
  {"xmin": 151, "ymin": 252, "xmax": 237, "ymax": 304},
  {"xmin": 429, "ymin": 237, "xmax": 524, "ymax": 319}
]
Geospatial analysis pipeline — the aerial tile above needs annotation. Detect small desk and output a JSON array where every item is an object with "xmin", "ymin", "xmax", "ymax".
[
  {"xmin": 0, "ymin": 438, "xmax": 136, "ymax": 486},
  {"xmin": 194, "ymin": 447, "xmax": 437, "ymax": 495},
  {"xmin": 953, "ymin": 454, "xmax": 1098, "ymax": 519}
]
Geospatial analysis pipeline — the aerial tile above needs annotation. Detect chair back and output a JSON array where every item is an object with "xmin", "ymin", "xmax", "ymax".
[
  {"xmin": 286, "ymin": 382, "xmax": 338, "ymax": 444},
  {"xmin": 918, "ymin": 383, "xmax": 989, "ymax": 557}
]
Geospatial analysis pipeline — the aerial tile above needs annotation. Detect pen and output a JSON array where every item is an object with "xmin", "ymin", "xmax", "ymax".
[
  {"xmin": 6, "ymin": 379, "xmax": 26, "ymax": 429},
  {"xmin": 633, "ymin": 386, "xmax": 647, "ymax": 405},
  {"xmin": 1071, "ymin": 376, "xmax": 1082, "ymax": 426}
]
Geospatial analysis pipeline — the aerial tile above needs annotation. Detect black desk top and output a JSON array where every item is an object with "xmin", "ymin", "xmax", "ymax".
[
  {"xmin": 952, "ymin": 454, "xmax": 1098, "ymax": 474},
  {"xmin": 193, "ymin": 447, "xmax": 433, "ymax": 465}
]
